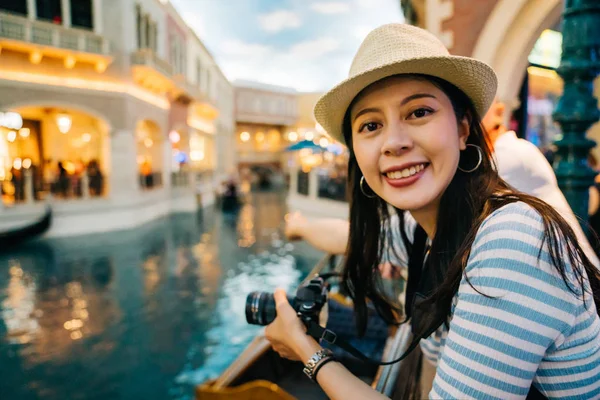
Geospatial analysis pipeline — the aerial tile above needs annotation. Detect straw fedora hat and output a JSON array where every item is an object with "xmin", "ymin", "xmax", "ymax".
[{"xmin": 314, "ymin": 23, "xmax": 497, "ymax": 143}]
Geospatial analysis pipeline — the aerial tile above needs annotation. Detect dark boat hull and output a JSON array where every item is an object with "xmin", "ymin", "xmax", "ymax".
[{"xmin": 0, "ymin": 205, "xmax": 52, "ymax": 250}]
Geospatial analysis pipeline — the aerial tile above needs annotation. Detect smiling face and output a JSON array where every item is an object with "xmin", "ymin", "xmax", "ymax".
[{"xmin": 350, "ymin": 75, "xmax": 470, "ymax": 213}]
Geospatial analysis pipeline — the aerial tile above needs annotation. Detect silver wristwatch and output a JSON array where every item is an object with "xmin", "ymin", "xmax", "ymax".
[{"xmin": 303, "ymin": 348, "xmax": 333, "ymax": 380}]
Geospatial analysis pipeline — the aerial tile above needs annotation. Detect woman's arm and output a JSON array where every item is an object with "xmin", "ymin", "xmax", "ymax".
[
  {"xmin": 294, "ymin": 335, "xmax": 390, "ymax": 400},
  {"xmin": 285, "ymin": 212, "xmax": 350, "ymax": 254}
]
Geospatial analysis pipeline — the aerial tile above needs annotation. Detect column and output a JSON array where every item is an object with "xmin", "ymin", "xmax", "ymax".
[
  {"xmin": 552, "ymin": 0, "xmax": 600, "ymax": 232},
  {"xmin": 109, "ymin": 129, "xmax": 140, "ymax": 200},
  {"xmin": 61, "ymin": 0, "xmax": 71, "ymax": 28},
  {"xmin": 27, "ymin": 0, "xmax": 36, "ymax": 20},
  {"xmin": 289, "ymin": 163, "xmax": 298, "ymax": 197},
  {"xmin": 92, "ymin": 0, "xmax": 103, "ymax": 35}
]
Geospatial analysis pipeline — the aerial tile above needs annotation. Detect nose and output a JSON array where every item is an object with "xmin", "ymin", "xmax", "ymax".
[{"xmin": 381, "ymin": 122, "xmax": 413, "ymax": 156}]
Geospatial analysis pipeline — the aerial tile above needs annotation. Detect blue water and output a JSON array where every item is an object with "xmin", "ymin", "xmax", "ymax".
[{"xmin": 0, "ymin": 191, "xmax": 324, "ymax": 399}]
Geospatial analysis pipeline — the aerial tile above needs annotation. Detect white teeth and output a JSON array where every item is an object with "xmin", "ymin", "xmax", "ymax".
[{"xmin": 385, "ymin": 164, "xmax": 426, "ymax": 179}]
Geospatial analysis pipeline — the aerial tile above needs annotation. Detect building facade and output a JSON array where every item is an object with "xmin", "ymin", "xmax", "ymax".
[
  {"xmin": 0, "ymin": 0, "xmax": 235, "ymax": 237},
  {"xmin": 234, "ymin": 80, "xmax": 298, "ymax": 173}
]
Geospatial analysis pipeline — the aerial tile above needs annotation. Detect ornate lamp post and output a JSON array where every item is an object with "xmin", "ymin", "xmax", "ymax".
[{"xmin": 552, "ymin": 0, "xmax": 600, "ymax": 231}]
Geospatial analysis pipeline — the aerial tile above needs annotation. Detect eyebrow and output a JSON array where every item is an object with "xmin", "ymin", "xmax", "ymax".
[{"xmin": 352, "ymin": 93, "xmax": 437, "ymax": 122}]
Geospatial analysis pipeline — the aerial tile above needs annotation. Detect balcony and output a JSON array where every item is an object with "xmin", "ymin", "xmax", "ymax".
[
  {"xmin": 0, "ymin": 12, "xmax": 111, "ymax": 68},
  {"xmin": 131, "ymin": 48, "xmax": 173, "ymax": 78},
  {"xmin": 130, "ymin": 48, "xmax": 177, "ymax": 94}
]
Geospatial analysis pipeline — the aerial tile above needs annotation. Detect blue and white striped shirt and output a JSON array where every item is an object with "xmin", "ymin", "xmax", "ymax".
[{"xmin": 386, "ymin": 202, "xmax": 600, "ymax": 399}]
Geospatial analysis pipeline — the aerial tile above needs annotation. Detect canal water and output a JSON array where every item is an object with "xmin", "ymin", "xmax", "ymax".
[{"xmin": 0, "ymin": 191, "xmax": 324, "ymax": 400}]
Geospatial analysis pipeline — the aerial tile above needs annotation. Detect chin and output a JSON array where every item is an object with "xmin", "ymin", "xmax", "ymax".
[{"xmin": 385, "ymin": 194, "xmax": 435, "ymax": 212}]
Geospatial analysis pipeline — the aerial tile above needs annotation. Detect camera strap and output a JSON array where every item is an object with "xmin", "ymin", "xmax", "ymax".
[
  {"xmin": 304, "ymin": 318, "xmax": 417, "ymax": 365},
  {"xmin": 302, "ymin": 223, "xmax": 432, "ymax": 366}
]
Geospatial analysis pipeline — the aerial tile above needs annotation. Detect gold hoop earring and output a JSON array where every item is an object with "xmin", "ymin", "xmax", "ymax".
[
  {"xmin": 360, "ymin": 176, "xmax": 377, "ymax": 198},
  {"xmin": 458, "ymin": 144, "xmax": 483, "ymax": 173}
]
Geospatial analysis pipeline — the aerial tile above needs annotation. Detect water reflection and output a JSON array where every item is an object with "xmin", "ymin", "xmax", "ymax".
[
  {"xmin": 2, "ymin": 260, "xmax": 39, "ymax": 345},
  {"xmin": 0, "ymin": 191, "xmax": 324, "ymax": 400}
]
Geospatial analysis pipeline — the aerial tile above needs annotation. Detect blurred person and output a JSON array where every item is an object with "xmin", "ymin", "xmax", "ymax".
[
  {"xmin": 140, "ymin": 160, "xmax": 152, "ymax": 188},
  {"xmin": 484, "ymin": 99, "xmax": 597, "ymax": 264},
  {"xmin": 268, "ymin": 23, "xmax": 600, "ymax": 399},
  {"xmin": 10, "ymin": 165, "xmax": 24, "ymax": 202},
  {"xmin": 56, "ymin": 161, "xmax": 69, "ymax": 198},
  {"xmin": 87, "ymin": 159, "xmax": 104, "ymax": 196},
  {"xmin": 43, "ymin": 159, "xmax": 56, "ymax": 194}
]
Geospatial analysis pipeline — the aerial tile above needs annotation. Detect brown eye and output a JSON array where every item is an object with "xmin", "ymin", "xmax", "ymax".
[
  {"xmin": 408, "ymin": 108, "xmax": 433, "ymax": 119},
  {"xmin": 359, "ymin": 122, "xmax": 380, "ymax": 133}
]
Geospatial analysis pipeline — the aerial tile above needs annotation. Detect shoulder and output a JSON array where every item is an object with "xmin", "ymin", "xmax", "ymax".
[
  {"xmin": 467, "ymin": 201, "xmax": 581, "ymax": 302},
  {"xmin": 476, "ymin": 201, "xmax": 545, "ymax": 244}
]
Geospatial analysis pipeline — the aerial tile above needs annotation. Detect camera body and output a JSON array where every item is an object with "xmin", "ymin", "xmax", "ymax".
[{"xmin": 245, "ymin": 277, "xmax": 328, "ymax": 326}]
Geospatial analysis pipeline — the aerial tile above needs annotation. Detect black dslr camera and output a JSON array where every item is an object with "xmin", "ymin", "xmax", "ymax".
[{"xmin": 245, "ymin": 277, "xmax": 328, "ymax": 327}]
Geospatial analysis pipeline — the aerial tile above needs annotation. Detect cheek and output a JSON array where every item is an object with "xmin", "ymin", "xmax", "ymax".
[{"xmin": 353, "ymin": 144, "xmax": 380, "ymax": 180}]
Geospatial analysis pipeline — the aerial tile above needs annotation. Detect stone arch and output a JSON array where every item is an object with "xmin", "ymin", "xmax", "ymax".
[
  {"xmin": 472, "ymin": 0, "xmax": 563, "ymax": 110},
  {"xmin": 5, "ymin": 100, "xmax": 112, "ymax": 132}
]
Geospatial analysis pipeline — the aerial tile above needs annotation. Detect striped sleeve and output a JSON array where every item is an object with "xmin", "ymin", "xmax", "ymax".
[{"xmin": 430, "ymin": 203, "xmax": 580, "ymax": 399}]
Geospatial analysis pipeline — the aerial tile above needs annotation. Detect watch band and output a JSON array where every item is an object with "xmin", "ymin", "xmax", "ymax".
[
  {"xmin": 303, "ymin": 348, "xmax": 334, "ymax": 381},
  {"xmin": 312, "ymin": 355, "xmax": 336, "ymax": 381}
]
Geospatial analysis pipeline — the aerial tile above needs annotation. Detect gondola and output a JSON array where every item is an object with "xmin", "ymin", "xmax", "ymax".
[
  {"xmin": 195, "ymin": 255, "xmax": 413, "ymax": 399},
  {"xmin": 0, "ymin": 205, "xmax": 52, "ymax": 250}
]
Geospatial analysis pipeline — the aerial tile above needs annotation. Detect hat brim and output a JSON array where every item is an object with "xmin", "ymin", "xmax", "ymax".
[{"xmin": 314, "ymin": 55, "xmax": 498, "ymax": 144}]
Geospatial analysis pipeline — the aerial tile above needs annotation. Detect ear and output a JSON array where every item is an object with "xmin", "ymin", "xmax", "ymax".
[
  {"xmin": 458, "ymin": 115, "xmax": 470, "ymax": 151},
  {"xmin": 494, "ymin": 102, "xmax": 505, "ymax": 119}
]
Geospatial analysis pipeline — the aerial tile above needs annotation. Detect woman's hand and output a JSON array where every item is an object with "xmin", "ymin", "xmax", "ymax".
[
  {"xmin": 264, "ymin": 288, "xmax": 318, "ymax": 361},
  {"xmin": 284, "ymin": 212, "xmax": 308, "ymax": 241}
]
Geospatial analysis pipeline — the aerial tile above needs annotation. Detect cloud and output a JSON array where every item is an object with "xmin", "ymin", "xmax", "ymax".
[
  {"xmin": 356, "ymin": 0, "xmax": 389, "ymax": 7},
  {"xmin": 289, "ymin": 37, "xmax": 339, "ymax": 59},
  {"xmin": 221, "ymin": 39, "xmax": 272, "ymax": 57},
  {"xmin": 310, "ymin": 2, "xmax": 351, "ymax": 14},
  {"xmin": 258, "ymin": 10, "xmax": 302, "ymax": 33},
  {"xmin": 215, "ymin": 37, "xmax": 346, "ymax": 91}
]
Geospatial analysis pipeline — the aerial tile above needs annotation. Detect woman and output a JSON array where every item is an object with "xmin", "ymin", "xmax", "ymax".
[{"xmin": 264, "ymin": 23, "xmax": 600, "ymax": 399}]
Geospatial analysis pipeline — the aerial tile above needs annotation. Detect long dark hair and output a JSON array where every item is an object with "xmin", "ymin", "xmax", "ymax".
[{"xmin": 342, "ymin": 74, "xmax": 600, "ymax": 355}]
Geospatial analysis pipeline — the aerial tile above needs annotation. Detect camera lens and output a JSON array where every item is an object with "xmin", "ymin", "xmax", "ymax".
[
  {"xmin": 245, "ymin": 292, "xmax": 295, "ymax": 326},
  {"xmin": 245, "ymin": 292, "xmax": 276, "ymax": 326}
]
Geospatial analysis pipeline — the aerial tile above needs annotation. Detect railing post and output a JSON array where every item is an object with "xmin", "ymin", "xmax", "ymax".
[
  {"xmin": 289, "ymin": 164, "xmax": 298, "ymax": 195},
  {"xmin": 25, "ymin": 18, "xmax": 32, "ymax": 42},
  {"xmin": 78, "ymin": 34, "xmax": 85, "ymax": 52},
  {"xmin": 308, "ymin": 168, "xmax": 319, "ymax": 200},
  {"xmin": 552, "ymin": 0, "xmax": 600, "ymax": 233},
  {"xmin": 51, "ymin": 27, "xmax": 59, "ymax": 47}
]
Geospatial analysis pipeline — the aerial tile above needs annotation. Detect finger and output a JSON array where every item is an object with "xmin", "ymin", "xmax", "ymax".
[{"xmin": 273, "ymin": 289, "xmax": 289, "ymax": 306}]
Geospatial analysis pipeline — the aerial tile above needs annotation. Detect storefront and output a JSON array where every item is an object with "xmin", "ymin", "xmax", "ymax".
[
  {"xmin": 511, "ymin": 28, "xmax": 564, "ymax": 154},
  {"xmin": 0, "ymin": 106, "xmax": 109, "ymax": 204}
]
